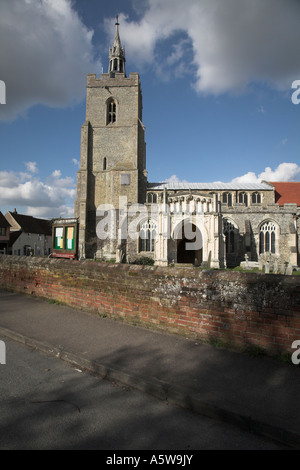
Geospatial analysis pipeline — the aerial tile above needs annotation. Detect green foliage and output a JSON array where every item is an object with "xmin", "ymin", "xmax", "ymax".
[{"xmin": 131, "ymin": 256, "xmax": 154, "ymax": 266}]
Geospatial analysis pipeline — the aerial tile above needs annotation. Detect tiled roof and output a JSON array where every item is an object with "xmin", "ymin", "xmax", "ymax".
[
  {"xmin": 0, "ymin": 211, "xmax": 11, "ymax": 228},
  {"xmin": 269, "ymin": 182, "xmax": 300, "ymax": 206},
  {"xmin": 7, "ymin": 212, "xmax": 52, "ymax": 235}
]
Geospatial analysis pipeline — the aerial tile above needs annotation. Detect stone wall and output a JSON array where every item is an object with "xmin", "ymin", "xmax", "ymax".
[{"xmin": 0, "ymin": 255, "xmax": 299, "ymax": 356}]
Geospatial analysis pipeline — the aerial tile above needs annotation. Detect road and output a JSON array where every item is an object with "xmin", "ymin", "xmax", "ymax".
[{"xmin": 0, "ymin": 336, "xmax": 289, "ymax": 452}]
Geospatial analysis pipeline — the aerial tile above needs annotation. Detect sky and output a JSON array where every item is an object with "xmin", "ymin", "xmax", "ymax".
[{"xmin": 0, "ymin": 0, "xmax": 300, "ymax": 219}]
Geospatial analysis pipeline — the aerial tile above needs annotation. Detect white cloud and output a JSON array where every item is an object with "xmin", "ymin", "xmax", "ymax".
[
  {"xmin": 231, "ymin": 162, "xmax": 300, "ymax": 183},
  {"xmin": 115, "ymin": 0, "xmax": 300, "ymax": 95},
  {"xmin": 0, "ymin": 0, "xmax": 100, "ymax": 121},
  {"xmin": 50, "ymin": 170, "xmax": 62, "ymax": 179},
  {"xmin": 165, "ymin": 163, "xmax": 300, "ymax": 185},
  {"xmin": 0, "ymin": 163, "xmax": 76, "ymax": 218},
  {"xmin": 27, "ymin": 204, "xmax": 75, "ymax": 219},
  {"xmin": 72, "ymin": 158, "xmax": 80, "ymax": 168},
  {"xmin": 164, "ymin": 174, "xmax": 189, "ymax": 184},
  {"xmin": 25, "ymin": 161, "xmax": 39, "ymax": 174},
  {"xmin": 0, "ymin": 171, "xmax": 20, "ymax": 188}
]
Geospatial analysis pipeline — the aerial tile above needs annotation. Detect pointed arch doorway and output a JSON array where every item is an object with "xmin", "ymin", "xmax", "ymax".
[{"xmin": 175, "ymin": 222, "xmax": 203, "ymax": 265}]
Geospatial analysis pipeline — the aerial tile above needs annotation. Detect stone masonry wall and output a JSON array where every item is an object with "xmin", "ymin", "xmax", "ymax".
[{"xmin": 0, "ymin": 255, "xmax": 299, "ymax": 356}]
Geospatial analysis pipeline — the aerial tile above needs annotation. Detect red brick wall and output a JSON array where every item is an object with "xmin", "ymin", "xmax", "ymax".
[{"xmin": 0, "ymin": 255, "xmax": 300, "ymax": 355}]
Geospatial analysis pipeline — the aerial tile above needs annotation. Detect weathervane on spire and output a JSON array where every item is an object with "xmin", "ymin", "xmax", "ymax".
[{"xmin": 108, "ymin": 15, "xmax": 126, "ymax": 76}]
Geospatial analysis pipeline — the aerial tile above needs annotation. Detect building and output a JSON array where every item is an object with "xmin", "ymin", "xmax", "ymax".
[
  {"xmin": 5, "ymin": 210, "xmax": 52, "ymax": 257},
  {"xmin": 75, "ymin": 19, "xmax": 300, "ymax": 270},
  {"xmin": 0, "ymin": 211, "xmax": 11, "ymax": 254}
]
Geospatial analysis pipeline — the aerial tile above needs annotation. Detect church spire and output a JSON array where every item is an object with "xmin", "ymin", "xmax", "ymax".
[{"xmin": 109, "ymin": 16, "xmax": 126, "ymax": 76}]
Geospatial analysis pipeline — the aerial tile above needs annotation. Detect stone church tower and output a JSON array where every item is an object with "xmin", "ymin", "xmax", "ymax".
[{"xmin": 75, "ymin": 18, "xmax": 147, "ymax": 259}]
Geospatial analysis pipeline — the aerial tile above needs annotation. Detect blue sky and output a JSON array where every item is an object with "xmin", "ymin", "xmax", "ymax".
[{"xmin": 0, "ymin": 0, "xmax": 300, "ymax": 218}]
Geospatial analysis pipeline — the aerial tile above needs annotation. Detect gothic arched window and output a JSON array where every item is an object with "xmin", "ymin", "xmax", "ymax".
[
  {"xmin": 238, "ymin": 192, "xmax": 248, "ymax": 207},
  {"xmin": 252, "ymin": 192, "xmax": 261, "ymax": 204},
  {"xmin": 222, "ymin": 192, "xmax": 232, "ymax": 206},
  {"xmin": 259, "ymin": 221, "xmax": 277, "ymax": 254},
  {"xmin": 139, "ymin": 220, "xmax": 157, "ymax": 252},
  {"xmin": 223, "ymin": 219, "xmax": 238, "ymax": 254}
]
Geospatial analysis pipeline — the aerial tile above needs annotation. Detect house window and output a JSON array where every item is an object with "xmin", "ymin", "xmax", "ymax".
[
  {"xmin": 139, "ymin": 220, "xmax": 157, "ymax": 252},
  {"xmin": 259, "ymin": 221, "xmax": 277, "ymax": 254},
  {"xmin": 252, "ymin": 192, "xmax": 261, "ymax": 204},
  {"xmin": 223, "ymin": 219, "xmax": 238, "ymax": 254},
  {"xmin": 107, "ymin": 99, "xmax": 117, "ymax": 124}
]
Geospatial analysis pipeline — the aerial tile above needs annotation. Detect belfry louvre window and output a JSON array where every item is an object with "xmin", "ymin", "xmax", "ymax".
[
  {"xmin": 139, "ymin": 220, "xmax": 157, "ymax": 252},
  {"xmin": 259, "ymin": 221, "xmax": 276, "ymax": 254},
  {"xmin": 107, "ymin": 99, "xmax": 117, "ymax": 124}
]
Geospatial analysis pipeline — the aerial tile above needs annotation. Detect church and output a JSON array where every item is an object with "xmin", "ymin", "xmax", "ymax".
[{"xmin": 75, "ymin": 19, "xmax": 300, "ymax": 270}]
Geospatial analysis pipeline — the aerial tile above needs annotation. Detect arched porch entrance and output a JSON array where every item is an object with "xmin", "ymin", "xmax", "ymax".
[{"xmin": 174, "ymin": 222, "xmax": 203, "ymax": 265}]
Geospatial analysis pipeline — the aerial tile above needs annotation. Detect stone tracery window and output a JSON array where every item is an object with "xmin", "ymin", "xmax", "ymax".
[
  {"xmin": 238, "ymin": 192, "xmax": 248, "ymax": 206},
  {"xmin": 259, "ymin": 221, "xmax": 277, "ymax": 254},
  {"xmin": 139, "ymin": 219, "xmax": 157, "ymax": 252},
  {"xmin": 222, "ymin": 192, "xmax": 232, "ymax": 206},
  {"xmin": 147, "ymin": 193, "xmax": 158, "ymax": 204},
  {"xmin": 252, "ymin": 192, "xmax": 261, "ymax": 204}
]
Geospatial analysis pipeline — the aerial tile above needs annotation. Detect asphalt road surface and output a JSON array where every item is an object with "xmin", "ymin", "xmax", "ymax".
[{"xmin": 0, "ymin": 337, "xmax": 289, "ymax": 451}]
